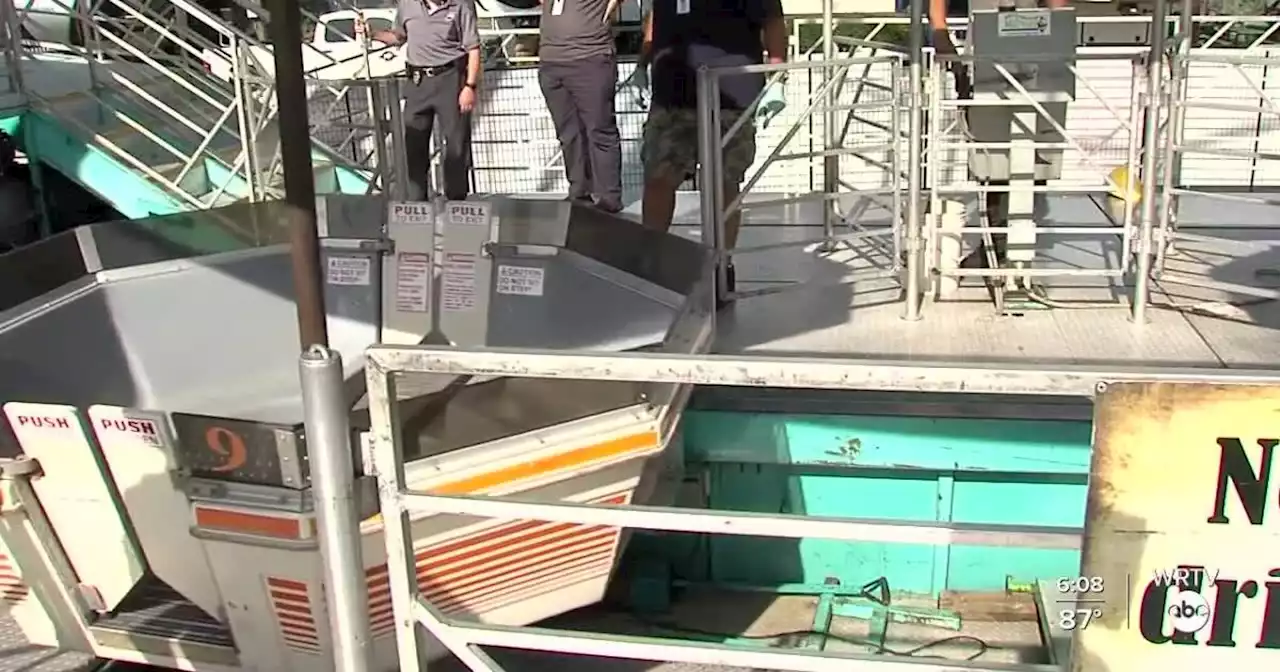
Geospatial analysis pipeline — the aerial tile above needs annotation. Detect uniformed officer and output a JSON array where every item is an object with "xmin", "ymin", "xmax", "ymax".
[
  {"xmin": 366, "ymin": 0, "xmax": 483, "ymax": 201},
  {"xmin": 634, "ymin": 0, "xmax": 787, "ymax": 299},
  {"xmin": 537, "ymin": 0, "xmax": 624, "ymax": 212}
]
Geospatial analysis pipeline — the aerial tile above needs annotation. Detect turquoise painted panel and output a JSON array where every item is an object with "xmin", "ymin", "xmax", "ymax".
[
  {"xmin": 0, "ymin": 114, "xmax": 20, "ymax": 137},
  {"xmin": 684, "ymin": 411, "xmax": 1093, "ymax": 472},
  {"xmin": 25, "ymin": 113, "xmax": 245, "ymax": 251},
  {"xmin": 709, "ymin": 465, "xmax": 945, "ymax": 594},
  {"xmin": 202, "ymin": 157, "xmax": 250, "ymax": 201},
  {"xmin": 947, "ymin": 479, "xmax": 1087, "ymax": 591},
  {"xmin": 27, "ymin": 112, "xmax": 184, "ymax": 218},
  {"xmin": 684, "ymin": 410, "xmax": 1094, "ymax": 596},
  {"xmin": 333, "ymin": 163, "xmax": 375, "ymax": 194},
  {"xmin": 685, "ymin": 412, "xmax": 791, "ymax": 464}
]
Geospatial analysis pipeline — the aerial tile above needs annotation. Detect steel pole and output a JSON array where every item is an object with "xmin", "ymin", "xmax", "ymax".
[
  {"xmin": 266, "ymin": 0, "xmax": 328, "ymax": 348},
  {"xmin": 1154, "ymin": 0, "xmax": 1194, "ymax": 275},
  {"xmin": 386, "ymin": 79, "xmax": 412, "ymax": 201},
  {"xmin": 821, "ymin": 0, "xmax": 838, "ymax": 245},
  {"xmin": 696, "ymin": 67, "xmax": 727, "ymax": 304},
  {"xmin": 902, "ymin": 0, "xmax": 925, "ymax": 321},
  {"xmin": 1131, "ymin": 0, "xmax": 1167, "ymax": 325},
  {"xmin": 300, "ymin": 345, "xmax": 372, "ymax": 672}
]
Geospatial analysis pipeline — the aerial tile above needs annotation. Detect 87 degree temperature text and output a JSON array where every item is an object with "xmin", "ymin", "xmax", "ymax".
[{"xmin": 1059, "ymin": 608, "xmax": 1102, "ymax": 631}]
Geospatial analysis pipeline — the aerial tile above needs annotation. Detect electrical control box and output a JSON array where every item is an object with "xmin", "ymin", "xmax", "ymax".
[
  {"xmin": 967, "ymin": 6, "xmax": 1078, "ymax": 98},
  {"xmin": 963, "ymin": 5, "xmax": 1078, "ymax": 182}
]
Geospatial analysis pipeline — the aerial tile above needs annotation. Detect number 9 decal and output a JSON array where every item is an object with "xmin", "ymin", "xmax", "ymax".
[{"xmin": 205, "ymin": 426, "xmax": 248, "ymax": 472}]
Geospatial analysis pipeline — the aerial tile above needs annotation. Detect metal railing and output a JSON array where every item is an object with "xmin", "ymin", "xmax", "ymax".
[
  {"xmin": 688, "ymin": 12, "xmax": 1280, "ymax": 319},
  {"xmin": 339, "ymin": 342, "xmax": 1280, "ymax": 672},
  {"xmin": 1155, "ymin": 13, "xmax": 1280, "ymax": 311},
  {"xmin": 10, "ymin": 6, "xmax": 1280, "ymax": 267},
  {"xmin": 6, "ymin": 0, "xmax": 376, "ymax": 214},
  {"xmin": 356, "ymin": 344, "xmax": 1095, "ymax": 672},
  {"xmin": 696, "ymin": 54, "xmax": 906, "ymax": 304},
  {"xmin": 924, "ymin": 51, "xmax": 1147, "ymax": 313},
  {"xmin": 0, "ymin": 2, "xmax": 21, "ymax": 103}
]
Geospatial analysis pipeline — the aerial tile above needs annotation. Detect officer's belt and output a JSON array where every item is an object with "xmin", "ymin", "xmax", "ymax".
[{"xmin": 405, "ymin": 62, "xmax": 458, "ymax": 78}]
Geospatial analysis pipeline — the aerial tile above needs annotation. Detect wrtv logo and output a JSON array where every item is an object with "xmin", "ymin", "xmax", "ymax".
[
  {"xmin": 1133, "ymin": 437, "xmax": 1280, "ymax": 650},
  {"xmin": 1153, "ymin": 567, "xmax": 1222, "ymax": 590},
  {"xmin": 1152, "ymin": 569, "xmax": 1218, "ymax": 634}
]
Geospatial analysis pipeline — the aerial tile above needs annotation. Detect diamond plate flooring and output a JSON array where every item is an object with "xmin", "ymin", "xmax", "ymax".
[
  {"xmin": 627, "ymin": 191, "xmax": 1280, "ymax": 382},
  {"xmin": 0, "ymin": 614, "xmax": 98, "ymax": 672}
]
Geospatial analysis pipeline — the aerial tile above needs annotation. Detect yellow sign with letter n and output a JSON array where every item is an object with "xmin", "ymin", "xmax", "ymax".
[{"xmin": 1072, "ymin": 383, "xmax": 1280, "ymax": 670}]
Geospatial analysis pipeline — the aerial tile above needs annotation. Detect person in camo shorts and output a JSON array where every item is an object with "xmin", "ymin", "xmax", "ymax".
[{"xmin": 634, "ymin": 0, "xmax": 787, "ymax": 301}]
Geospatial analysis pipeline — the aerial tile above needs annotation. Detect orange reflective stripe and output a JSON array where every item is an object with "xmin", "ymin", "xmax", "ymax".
[
  {"xmin": 429, "ymin": 431, "xmax": 657, "ymax": 496},
  {"xmin": 365, "ymin": 491, "xmax": 628, "ymax": 629},
  {"xmin": 194, "ymin": 507, "xmax": 308, "ymax": 539}
]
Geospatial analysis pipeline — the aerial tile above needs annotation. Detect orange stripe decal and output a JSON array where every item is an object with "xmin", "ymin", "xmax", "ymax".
[
  {"xmin": 430, "ymin": 537, "xmax": 617, "ymax": 612},
  {"xmin": 364, "ymin": 490, "xmax": 631, "ymax": 636},
  {"xmin": 196, "ymin": 508, "xmax": 304, "ymax": 539},
  {"xmin": 270, "ymin": 589, "xmax": 308, "ymax": 603},
  {"xmin": 266, "ymin": 577, "xmax": 320, "ymax": 655},
  {"xmin": 458, "ymin": 559, "xmax": 615, "ymax": 616},
  {"xmin": 430, "ymin": 432, "xmax": 657, "ymax": 495},
  {"xmin": 0, "ymin": 555, "xmax": 28, "ymax": 604},
  {"xmin": 419, "ymin": 528, "xmax": 616, "ymax": 597},
  {"xmin": 365, "ymin": 492, "xmax": 628, "ymax": 583},
  {"xmin": 363, "ymin": 435, "xmax": 653, "ymax": 525},
  {"xmin": 365, "ymin": 529, "xmax": 616, "ymax": 618},
  {"xmin": 371, "ymin": 555, "xmax": 614, "ymax": 640}
]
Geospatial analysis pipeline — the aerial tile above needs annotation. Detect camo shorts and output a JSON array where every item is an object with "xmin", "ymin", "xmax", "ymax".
[{"xmin": 641, "ymin": 107, "xmax": 757, "ymax": 186}]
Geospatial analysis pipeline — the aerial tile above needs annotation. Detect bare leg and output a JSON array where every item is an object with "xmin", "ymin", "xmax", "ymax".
[{"xmin": 642, "ymin": 172, "xmax": 682, "ymax": 234}]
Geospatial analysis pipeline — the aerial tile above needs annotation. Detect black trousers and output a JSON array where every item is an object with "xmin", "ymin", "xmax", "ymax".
[
  {"xmin": 538, "ymin": 55, "xmax": 622, "ymax": 207},
  {"xmin": 403, "ymin": 62, "xmax": 472, "ymax": 201}
]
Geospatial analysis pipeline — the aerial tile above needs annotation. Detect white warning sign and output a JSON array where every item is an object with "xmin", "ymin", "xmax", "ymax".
[
  {"xmin": 395, "ymin": 252, "xmax": 430, "ymax": 313},
  {"xmin": 442, "ymin": 252, "xmax": 477, "ymax": 311},
  {"xmin": 496, "ymin": 265, "xmax": 545, "ymax": 297},
  {"xmin": 326, "ymin": 256, "xmax": 372, "ymax": 286},
  {"xmin": 997, "ymin": 10, "xmax": 1051, "ymax": 38}
]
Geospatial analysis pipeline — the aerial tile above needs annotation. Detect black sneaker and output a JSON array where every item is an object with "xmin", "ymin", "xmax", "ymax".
[{"xmin": 594, "ymin": 199, "xmax": 624, "ymax": 214}]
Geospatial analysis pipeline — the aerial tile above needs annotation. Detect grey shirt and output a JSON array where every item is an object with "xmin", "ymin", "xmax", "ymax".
[
  {"xmin": 538, "ymin": 0, "xmax": 615, "ymax": 63},
  {"xmin": 394, "ymin": 0, "xmax": 481, "ymax": 68}
]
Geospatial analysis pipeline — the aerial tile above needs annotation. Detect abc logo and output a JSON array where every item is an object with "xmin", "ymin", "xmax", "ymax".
[{"xmin": 1167, "ymin": 590, "xmax": 1211, "ymax": 633}]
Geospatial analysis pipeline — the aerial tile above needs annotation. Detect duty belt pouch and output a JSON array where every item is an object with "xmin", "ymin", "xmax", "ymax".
[{"xmin": 410, "ymin": 69, "xmax": 423, "ymax": 85}]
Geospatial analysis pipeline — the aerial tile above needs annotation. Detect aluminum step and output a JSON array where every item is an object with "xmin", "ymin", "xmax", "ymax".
[{"xmin": 92, "ymin": 576, "xmax": 232, "ymax": 649}]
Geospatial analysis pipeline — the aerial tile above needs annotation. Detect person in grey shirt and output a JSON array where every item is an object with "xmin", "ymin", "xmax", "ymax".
[
  {"xmin": 537, "ymin": 0, "xmax": 623, "ymax": 212},
  {"xmin": 366, "ymin": 0, "xmax": 482, "ymax": 201}
]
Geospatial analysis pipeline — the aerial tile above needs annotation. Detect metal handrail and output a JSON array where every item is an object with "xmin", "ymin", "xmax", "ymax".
[
  {"xmin": 14, "ymin": 10, "xmax": 1280, "ymax": 213},
  {"xmin": 0, "ymin": 1, "xmax": 22, "ymax": 99},
  {"xmin": 11, "ymin": 0, "xmax": 382, "ymax": 209}
]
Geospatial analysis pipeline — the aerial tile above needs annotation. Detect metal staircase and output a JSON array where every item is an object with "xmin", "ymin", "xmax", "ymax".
[
  {"xmin": 3, "ymin": 0, "xmax": 385, "ymax": 241},
  {"xmin": 0, "ymin": 3, "xmax": 21, "ymax": 112}
]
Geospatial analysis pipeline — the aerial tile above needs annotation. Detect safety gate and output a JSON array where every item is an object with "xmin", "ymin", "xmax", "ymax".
[{"xmin": 359, "ymin": 344, "xmax": 1095, "ymax": 672}]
